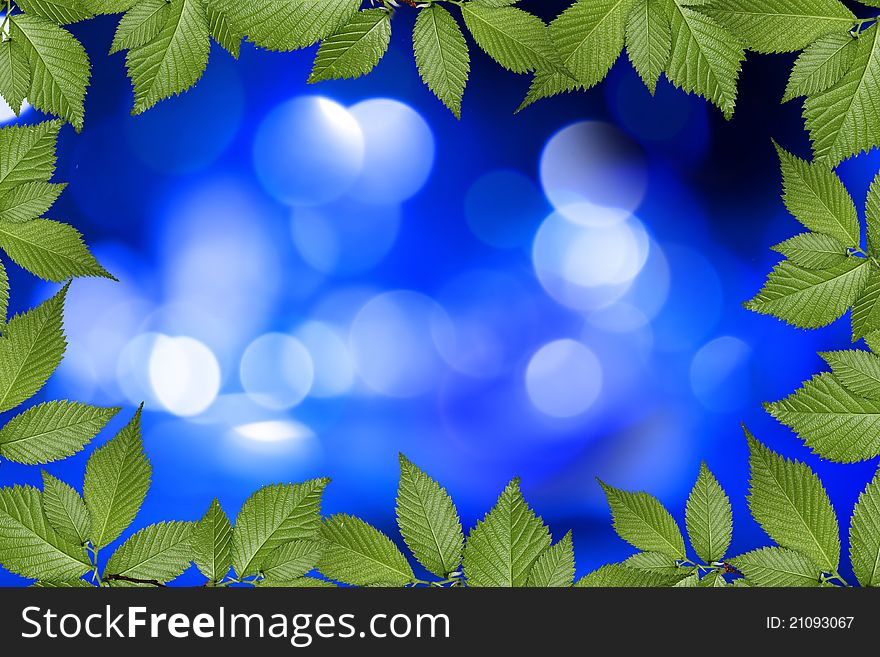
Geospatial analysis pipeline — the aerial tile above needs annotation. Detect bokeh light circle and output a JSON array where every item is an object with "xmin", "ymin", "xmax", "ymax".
[
  {"xmin": 540, "ymin": 121, "xmax": 647, "ymax": 214},
  {"xmin": 294, "ymin": 321, "xmax": 355, "ymax": 398},
  {"xmin": 526, "ymin": 339, "xmax": 603, "ymax": 418},
  {"xmin": 253, "ymin": 96, "xmax": 365, "ymax": 206},
  {"xmin": 690, "ymin": 336, "xmax": 752, "ymax": 413},
  {"xmin": 464, "ymin": 170, "xmax": 548, "ymax": 249},
  {"xmin": 532, "ymin": 204, "xmax": 651, "ymax": 311},
  {"xmin": 240, "ymin": 333, "xmax": 315, "ymax": 409},
  {"xmin": 349, "ymin": 290, "xmax": 453, "ymax": 397},
  {"xmin": 348, "ymin": 98, "xmax": 435, "ymax": 204},
  {"xmin": 149, "ymin": 335, "xmax": 221, "ymax": 416},
  {"xmin": 291, "ymin": 198, "xmax": 401, "ymax": 276}
]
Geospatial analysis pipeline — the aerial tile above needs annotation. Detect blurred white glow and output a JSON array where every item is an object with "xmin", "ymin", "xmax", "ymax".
[
  {"xmin": 149, "ymin": 335, "xmax": 221, "ymax": 416},
  {"xmin": 233, "ymin": 420, "xmax": 315, "ymax": 444},
  {"xmin": 532, "ymin": 204, "xmax": 651, "ymax": 311},
  {"xmin": 253, "ymin": 96, "xmax": 365, "ymax": 206},
  {"xmin": 117, "ymin": 332, "xmax": 162, "ymax": 407},
  {"xmin": 526, "ymin": 339, "xmax": 603, "ymax": 418},
  {"xmin": 294, "ymin": 321, "xmax": 354, "ymax": 397},
  {"xmin": 349, "ymin": 98, "xmax": 435, "ymax": 204},
  {"xmin": 0, "ymin": 98, "xmax": 29, "ymax": 124},
  {"xmin": 690, "ymin": 336, "xmax": 752, "ymax": 413},
  {"xmin": 349, "ymin": 290, "xmax": 453, "ymax": 397},
  {"xmin": 540, "ymin": 121, "xmax": 647, "ymax": 214},
  {"xmin": 240, "ymin": 333, "xmax": 314, "ymax": 409},
  {"xmin": 291, "ymin": 198, "xmax": 401, "ymax": 276},
  {"xmin": 588, "ymin": 302, "xmax": 650, "ymax": 333}
]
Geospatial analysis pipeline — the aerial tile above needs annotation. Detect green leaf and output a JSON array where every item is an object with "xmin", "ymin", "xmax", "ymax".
[
  {"xmin": 396, "ymin": 454, "xmax": 463, "ymax": 578},
  {"xmin": 0, "ymin": 37, "xmax": 32, "ymax": 116},
  {"xmin": 730, "ymin": 547, "xmax": 821, "ymax": 587},
  {"xmin": 257, "ymin": 575, "xmax": 336, "ymax": 588},
  {"xmin": 81, "ymin": 0, "xmax": 136, "ymax": 14},
  {"xmin": 745, "ymin": 259, "xmax": 870, "ymax": 328},
  {"xmin": 526, "ymin": 531, "xmax": 575, "ymax": 587},
  {"xmin": 698, "ymin": 571, "xmax": 728, "ymax": 587},
  {"xmin": 230, "ymin": 479, "xmax": 328, "ymax": 577},
  {"xmin": 0, "ymin": 120, "xmax": 61, "ymax": 198},
  {"xmin": 205, "ymin": 3, "xmax": 242, "ymax": 59},
  {"xmin": 850, "ymin": 471, "xmax": 880, "ymax": 587},
  {"xmin": 673, "ymin": 571, "xmax": 700, "ymax": 586},
  {"xmin": 819, "ymin": 350, "xmax": 880, "ymax": 399},
  {"xmin": 0, "ymin": 285, "xmax": 67, "ymax": 414},
  {"xmin": 462, "ymin": 478, "xmax": 551, "ymax": 587},
  {"xmin": 599, "ymin": 479, "xmax": 686, "ymax": 560},
  {"xmin": 104, "ymin": 521, "xmax": 194, "ymax": 583},
  {"xmin": 575, "ymin": 563, "xmax": 674, "ymax": 587},
  {"xmin": 83, "ymin": 408, "xmax": 151, "ymax": 549},
  {"xmin": 14, "ymin": 0, "xmax": 94, "ymax": 25},
  {"xmin": 9, "ymin": 14, "xmax": 91, "ymax": 131},
  {"xmin": 774, "ymin": 144, "xmax": 860, "ymax": 246},
  {"xmin": 41, "ymin": 472, "xmax": 90, "ymax": 546},
  {"xmin": 783, "ymin": 31, "xmax": 857, "ymax": 103},
  {"xmin": 0, "ymin": 259, "xmax": 7, "ymax": 326},
  {"xmin": 413, "ymin": 5, "xmax": 470, "ymax": 119},
  {"xmin": 745, "ymin": 428, "xmax": 840, "ymax": 571},
  {"xmin": 685, "ymin": 463, "xmax": 732, "ymax": 563},
  {"xmin": 518, "ymin": 0, "xmax": 632, "ymax": 110},
  {"xmin": 461, "ymin": 5, "xmax": 556, "ymax": 74},
  {"xmin": 665, "ymin": 2, "xmax": 745, "ymax": 119},
  {"xmin": 32, "ymin": 578, "xmax": 93, "ymax": 587},
  {"xmin": 771, "ymin": 233, "xmax": 850, "ymax": 270},
  {"xmin": 110, "ymin": 0, "xmax": 174, "ymax": 55},
  {"xmin": 319, "ymin": 514, "xmax": 413, "ymax": 586},
  {"xmin": 0, "ymin": 182, "xmax": 66, "ymax": 223},
  {"xmin": 624, "ymin": 551, "xmax": 693, "ymax": 579},
  {"xmin": 191, "ymin": 498, "xmax": 232, "ymax": 582},
  {"xmin": 261, "ymin": 539, "xmax": 325, "ymax": 581},
  {"xmin": 126, "ymin": 0, "xmax": 211, "ymax": 114},
  {"xmin": 307, "ymin": 9, "xmax": 391, "ymax": 83},
  {"xmin": 868, "ymin": 170, "xmax": 880, "ymax": 256},
  {"xmin": 767, "ymin": 372, "xmax": 880, "ymax": 462},
  {"xmin": 703, "ymin": 0, "xmax": 855, "ymax": 54},
  {"xmin": 0, "ymin": 219, "xmax": 111, "ymax": 281},
  {"xmin": 211, "ymin": 0, "xmax": 360, "ymax": 52},
  {"xmin": 626, "ymin": 0, "xmax": 672, "ymax": 94},
  {"xmin": 805, "ymin": 24, "xmax": 880, "ymax": 164},
  {"xmin": 852, "ymin": 270, "xmax": 880, "ymax": 339},
  {"xmin": 0, "ymin": 485, "xmax": 89, "ymax": 581},
  {"xmin": 0, "ymin": 401, "xmax": 119, "ymax": 465}
]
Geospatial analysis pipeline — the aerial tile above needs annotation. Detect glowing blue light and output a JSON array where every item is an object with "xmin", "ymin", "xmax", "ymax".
[
  {"xmin": 233, "ymin": 420, "xmax": 315, "ymax": 444},
  {"xmin": 240, "ymin": 333, "xmax": 315, "ymax": 409},
  {"xmin": 348, "ymin": 98, "xmax": 435, "ymax": 204},
  {"xmin": 464, "ymin": 170, "xmax": 548, "ymax": 249},
  {"xmin": 294, "ymin": 321, "xmax": 355, "ymax": 397},
  {"xmin": 117, "ymin": 332, "xmax": 163, "ymax": 408},
  {"xmin": 349, "ymin": 290, "xmax": 453, "ymax": 397},
  {"xmin": 253, "ymin": 96, "xmax": 365, "ymax": 206},
  {"xmin": 126, "ymin": 55, "xmax": 245, "ymax": 174},
  {"xmin": 540, "ymin": 121, "xmax": 647, "ymax": 214},
  {"xmin": 291, "ymin": 197, "xmax": 401, "ymax": 276},
  {"xmin": 149, "ymin": 335, "xmax": 222, "ymax": 417},
  {"xmin": 690, "ymin": 336, "xmax": 752, "ymax": 413},
  {"xmin": 525, "ymin": 339, "xmax": 603, "ymax": 418},
  {"xmin": 532, "ymin": 205, "xmax": 651, "ymax": 311}
]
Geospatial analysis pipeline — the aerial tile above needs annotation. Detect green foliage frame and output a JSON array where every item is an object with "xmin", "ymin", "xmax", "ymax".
[{"xmin": 1, "ymin": 0, "xmax": 880, "ymax": 588}]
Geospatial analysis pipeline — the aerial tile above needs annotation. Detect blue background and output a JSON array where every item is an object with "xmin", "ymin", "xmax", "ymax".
[{"xmin": 2, "ymin": 7, "xmax": 879, "ymax": 585}]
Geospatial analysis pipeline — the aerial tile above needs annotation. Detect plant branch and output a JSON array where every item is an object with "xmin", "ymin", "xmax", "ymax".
[{"xmin": 104, "ymin": 574, "xmax": 167, "ymax": 588}]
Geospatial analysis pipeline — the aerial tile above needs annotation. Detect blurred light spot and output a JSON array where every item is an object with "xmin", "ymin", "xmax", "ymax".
[
  {"xmin": 620, "ymin": 243, "xmax": 671, "ymax": 320},
  {"xmin": 233, "ymin": 420, "xmax": 315, "ymax": 444},
  {"xmin": 291, "ymin": 198, "xmax": 400, "ymax": 276},
  {"xmin": 117, "ymin": 332, "xmax": 162, "ymax": 408},
  {"xmin": 465, "ymin": 170, "xmax": 547, "ymax": 249},
  {"xmin": 349, "ymin": 290, "xmax": 452, "ymax": 397},
  {"xmin": 294, "ymin": 320, "xmax": 354, "ymax": 397},
  {"xmin": 434, "ymin": 270, "xmax": 537, "ymax": 378},
  {"xmin": 126, "ymin": 55, "xmax": 244, "ymax": 174},
  {"xmin": 253, "ymin": 96, "xmax": 364, "ymax": 206},
  {"xmin": 348, "ymin": 98, "xmax": 435, "ymax": 204},
  {"xmin": 588, "ymin": 302, "xmax": 650, "ymax": 333},
  {"xmin": 540, "ymin": 121, "xmax": 647, "ymax": 214},
  {"xmin": 240, "ymin": 333, "xmax": 314, "ymax": 409},
  {"xmin": 532, "ymin": 204, "xmax": 650, "ymax": 311},
  {"xmin": 690, "ymin": 336, "xmax": 752, "ymax": 413},
  {"xmin": 526, "ymin": 339, "xmax": 602, "ymax": 418},
  {"xmin": 149, "ymin": 335, "xmax": 221, "ymax": 416},
  {"xmin": 0, "ymin": 99, "xmax": 30, "ymax": 124}
]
